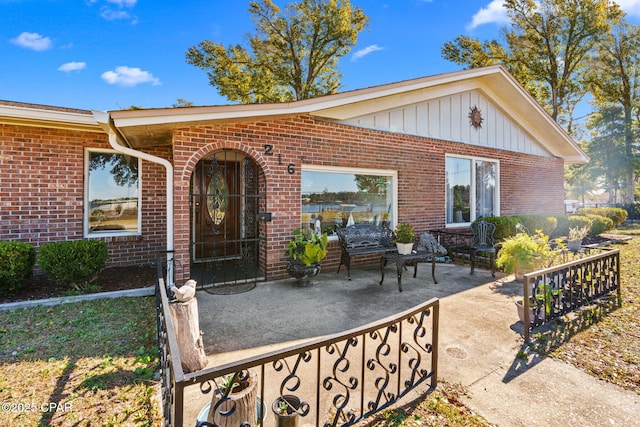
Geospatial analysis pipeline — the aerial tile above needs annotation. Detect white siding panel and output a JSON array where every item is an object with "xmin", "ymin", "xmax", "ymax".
[
  {"xmin": 428, "ymin": 100, "xmax": 440, "ymax": 136},
  {"xmin": 339, "ymin": 89, "xmax": 552, "ymax": 157},
  {"xmin": 417, "ymin": 103, "xmax": 428, "ymax": 135},
  {"xmin": 389, "ymin": 109, "xmax": 404, "ymax": 133}
]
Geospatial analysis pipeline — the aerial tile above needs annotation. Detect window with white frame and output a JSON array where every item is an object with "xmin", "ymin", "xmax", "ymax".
[
  {"xmin": 446, "ymin": 155, "xmax": 498, "ymax": 226},
  {"xmin": 301, "ymin": 165, "xmax": 397, "ymax": 236},
  {"xmin": 85, "ymin": 149, "xmax": 141, "ymax": 236}
]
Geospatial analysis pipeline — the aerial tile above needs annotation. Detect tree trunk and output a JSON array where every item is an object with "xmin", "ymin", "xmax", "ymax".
[
  {"xmin": 208, "ymin": 369, "xmax": 258, "ymax": 427},
  {"xmin": 168, "ymin": 298, "xmax": 207, "ymax": 373}
]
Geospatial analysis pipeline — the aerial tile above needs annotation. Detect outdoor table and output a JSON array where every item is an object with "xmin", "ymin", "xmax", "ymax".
[{"xmin": 380, "ymin": 251, "xmax": 437, "ymax": 292}]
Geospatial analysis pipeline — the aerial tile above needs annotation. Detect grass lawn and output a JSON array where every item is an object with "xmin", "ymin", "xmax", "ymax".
[
  {"xmin": 0, "ymin": 297, "xmax": 161, "ymax": 427},
  {"xmin": 1, "ymin": 227, "xmax": 638, "ymax": 426}
]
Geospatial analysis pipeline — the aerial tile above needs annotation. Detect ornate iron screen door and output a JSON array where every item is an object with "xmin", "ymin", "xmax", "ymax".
[{"xmin": 191, "ymin": 151, "xmax": 265, "ymax": 288}]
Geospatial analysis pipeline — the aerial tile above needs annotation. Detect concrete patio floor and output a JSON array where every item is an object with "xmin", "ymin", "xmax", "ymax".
[{"xmin": 190, "ymin": 262, "xmax": 639, "ymax": 427}]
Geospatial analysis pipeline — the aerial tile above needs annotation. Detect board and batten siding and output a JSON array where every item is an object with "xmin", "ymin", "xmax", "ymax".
[{"xmin": 339, "ymin": 89, "xmax": 551, "ymax": 158}]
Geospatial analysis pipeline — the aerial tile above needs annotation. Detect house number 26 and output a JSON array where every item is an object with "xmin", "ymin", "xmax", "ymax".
[{"xmin": 264, "ymin": 144, "xmax": 295, "ymax": 174}]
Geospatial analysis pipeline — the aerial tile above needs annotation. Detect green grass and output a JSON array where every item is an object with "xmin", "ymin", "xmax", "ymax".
[{"xmin": 0, "ymin": 297, "xmax": 161, "ymax": 426}]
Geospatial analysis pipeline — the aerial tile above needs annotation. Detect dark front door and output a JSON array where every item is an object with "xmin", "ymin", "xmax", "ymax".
[{"xmin": 191, "ymin": 151, "xmax": 265, "ymax": 288}]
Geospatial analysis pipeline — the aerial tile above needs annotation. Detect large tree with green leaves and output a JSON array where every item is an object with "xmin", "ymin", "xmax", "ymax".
[
  {"xmin": 185, "ymin": 0, "xmax": 368, "ymax": 103},
  {"xmin": 585, "ymin": 22, "xmax": 640, "ymax": 203},
  {"xmin": 442, "ymin": 0, "xmax": 621, "ymax": 128}
]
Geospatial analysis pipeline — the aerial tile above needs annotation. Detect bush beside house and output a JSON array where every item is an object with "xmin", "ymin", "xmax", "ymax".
[
  {"xmin": 37, "ymin": 240, "xmax": 108, "ymax": 290},
  {"xmin": 0, "ymin": 241, "xmax": 36, "ymax": 292}
]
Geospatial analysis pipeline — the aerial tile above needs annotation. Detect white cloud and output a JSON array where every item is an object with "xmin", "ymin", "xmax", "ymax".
[
  {"xmin": 615, "ymin": 0, "xmax": 640, "ymax": 17},
  {"xmin": 58, "ymin": 61, "xmax": 87, "ymax": 72},
  {"xmin": 10, "ymin": 32, "xmax": 52, "ymax": 51},
  {"xmin": 467, "ymin": 0, "xmax": 510, "ymax": 30},
  {"xmin": 101, "ymin": 8, "xmax": 130, "ymax": 20},
  {"xmin": 106, "ymin": 0, "xmax": 137, "ymax": 6},
  {"xmin": 101, "ymin": 66, "xmax": 161, "ymax": 87},
  {"xmin": 351, "ymin": 44, "xmax": 384, "ymax": 61}
]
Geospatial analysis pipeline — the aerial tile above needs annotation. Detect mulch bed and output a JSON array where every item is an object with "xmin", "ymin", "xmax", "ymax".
[{"xmin": 0, "ymin": 264, "xmax": 156, "ymax": 304}]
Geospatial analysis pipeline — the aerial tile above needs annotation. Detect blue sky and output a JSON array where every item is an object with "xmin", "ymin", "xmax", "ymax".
[{"xmin": 3, "ymin": 0, "xmax": 640, "ymax": 112}]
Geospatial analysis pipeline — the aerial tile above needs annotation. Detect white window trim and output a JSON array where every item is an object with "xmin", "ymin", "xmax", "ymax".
[
  {"xmin": 84, "ymin": 148, "xmax": 142, "ymax": 238},
  {"xmin": 445, "ymin": 154, "xmax": 500, "ymax": 229},
  {"xmin": 301, "ymin": 164, "xmax": 399, "ymax": 236}
]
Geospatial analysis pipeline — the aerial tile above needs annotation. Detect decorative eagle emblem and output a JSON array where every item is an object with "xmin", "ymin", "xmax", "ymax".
[{"xmin": 469, "ymin": 105, "xmax": 483, "ymax": 129}]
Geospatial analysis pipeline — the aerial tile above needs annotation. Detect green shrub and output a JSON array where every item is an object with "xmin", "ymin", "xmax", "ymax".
[
  {"xmin": 482, "ymin": 216, "xmax": 520, "ymax": 241},
  {"xmin": 568, "ymin": 215, "xmax": 592, "ymax": 231},
  {"xmin": 551, "ymin": 215, "xmax": 570, "ymax": 238},
  {"xmin": 0, "ymin": 241, "xmax": 36, "ymax": 292},
  {"xmin": 577, "ymin": 207, "xmax": 627, "ymax": 227},
  {"xmin": 586, "ymin": 214, "xmax": 613, "ymax": 236},
  {"xmin": 517, "ymin": 214, "xmax": 557, "ymax": 236},
  {"xmin": 38, "ymin": 240, "xmax": 108, "ymax": 289}
]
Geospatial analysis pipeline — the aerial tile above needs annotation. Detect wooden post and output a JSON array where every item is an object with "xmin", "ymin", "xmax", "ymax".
[
  {"xmin": 208, "ymin": 369, "xmax": 258, "ymax": 427},
  {"xmin": 168, "ymin": 298, "xmax": 207, "ymax": 373}
]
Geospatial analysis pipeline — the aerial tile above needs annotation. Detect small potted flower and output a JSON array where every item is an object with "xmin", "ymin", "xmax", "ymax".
[
  {"xmin": 393, "ymin": 223, "xmax": 415, "ymax": 255},
  {"xmin": 272, "ymin": 395, "xmax": 301, "ymax": 427},
  {"xmin": 567, "ymin": 226, "xmax": 589, "ymax": 252}
]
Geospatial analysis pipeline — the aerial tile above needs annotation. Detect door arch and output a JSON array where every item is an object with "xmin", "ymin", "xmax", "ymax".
[{"xmin": 190, "ymin": 150, "xmax": 265, "ymax": 289}]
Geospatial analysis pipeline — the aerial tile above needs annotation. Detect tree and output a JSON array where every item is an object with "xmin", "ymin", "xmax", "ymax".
[
  {"xmin": 442, "ymin": 0, "xmax": 621, "ymax": 127},
  {"xmin": 185, "ymin": 0, "xmax": 369, "ymax": 103},
  {"xmin": 586, "ymin": 21, "xmax": 640, "ymax": 203},
  {"xmin": 583, "ymin": 106, "xmax": 629, "ymax": 202}
]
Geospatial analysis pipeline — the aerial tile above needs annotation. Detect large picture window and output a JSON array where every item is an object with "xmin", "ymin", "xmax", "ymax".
[
  {"xmin": 301, "ymin": 165, "xmax": 397, "ymax": 236},
  {"xmin": 85, "ymin": 149, "xmax": 141, "ymax": 236},
  {"xmin": 446, "ymin": 156, "xmax": 498, "ymax": 226}
]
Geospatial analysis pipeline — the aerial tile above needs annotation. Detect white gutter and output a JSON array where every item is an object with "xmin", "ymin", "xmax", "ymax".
[{"xmin": 92, "ymin": 110, "xmax": 175, "ymax": 288}]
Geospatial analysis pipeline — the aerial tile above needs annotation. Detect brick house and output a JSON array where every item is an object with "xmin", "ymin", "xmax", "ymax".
[{"xmin": 0, "ymin": 65, "xmax": 587, "ymax": 288}]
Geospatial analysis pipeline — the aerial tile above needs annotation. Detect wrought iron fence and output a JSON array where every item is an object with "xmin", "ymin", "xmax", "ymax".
[
  {"xmin": 521, "ymin": 248, "xmax": 621, "ymax": 342},
  {"xmin": 155, "ymin": 278, "xmax": 439, "ymax": 427}
]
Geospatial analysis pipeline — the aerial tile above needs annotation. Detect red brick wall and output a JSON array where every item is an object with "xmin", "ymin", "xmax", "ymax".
[
  {"xmin": 172, "ymin": 115, "xmax": 565, "ymax": 282},
  {"xmin": 0, "ymin": 123, "xmax": 167, "ymax": 270},
  {"xmin": 1, "ymin": 115, "xmax": 564, "ymax": 282}
]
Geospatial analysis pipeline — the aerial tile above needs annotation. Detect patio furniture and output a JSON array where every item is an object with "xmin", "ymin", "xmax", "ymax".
[
  {"xmin": 337, "ymin": 224, "xmax": 395, "ymax": 280},
  {"xmin": 470, "ymin": 220, "xmax": 496, "ymax": 277},
  {"xmin": 380, "ymin": 232, "xmax": 448, "ymax": 292}
]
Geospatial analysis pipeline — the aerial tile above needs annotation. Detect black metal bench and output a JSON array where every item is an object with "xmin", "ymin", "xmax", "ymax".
[{"xmin": 336, "ymin": 224, "xmax": 396, "ymax": 280}]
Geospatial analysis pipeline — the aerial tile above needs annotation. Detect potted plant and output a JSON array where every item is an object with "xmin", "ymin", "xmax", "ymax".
[
  {"xmin": 567, "ymin": 226, "xmax": 589, "ymax": 252},
  {"xmin": 272, "ymin": 395, "xmax": 301, "ymax": 427},
  {"xmin": 496, "ymin": 229, "xmax": 552, "ymax": 280},
  {"xmin": 515, "ymin": 282, "xmax": 563, "ymax": 324},
  {"xmin": 286, "ymin": 228, "xmax": 329, "ymax": 285},
  {"xmin": 207, "ymin": 369, "xmax": 259, "ymax": 427},
  {"xmin": 393, "ymin": 223, "xmax": 415, "ymax": 255}
]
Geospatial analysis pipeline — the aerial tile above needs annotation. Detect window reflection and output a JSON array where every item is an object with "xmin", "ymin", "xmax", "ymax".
[
  {"xmin": 446, "ymin": 156, "xmax": 498, "ymax": 225},
  {"xmin": 301, "ymin": 170, "xmax": 394, "ymax": 235},
  {"xmin": 87, "ymin": 150, "xmax": 140, "ymax": 234}
]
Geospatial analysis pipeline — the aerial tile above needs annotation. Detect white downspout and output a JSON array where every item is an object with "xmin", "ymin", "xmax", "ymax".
[{"xmin": 92, "ymin": 111, "xmax": 175, "ymax": 288}]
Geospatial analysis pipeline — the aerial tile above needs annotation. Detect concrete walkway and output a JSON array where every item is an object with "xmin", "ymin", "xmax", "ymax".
[{"xmin": 194, "ymin": 263, "xmax": 639, "ymax": 427}]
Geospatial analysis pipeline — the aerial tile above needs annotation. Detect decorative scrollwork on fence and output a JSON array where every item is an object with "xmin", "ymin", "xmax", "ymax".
[{"xmin": 156, "ymin": 275, "xmax": 439, "ymax": 427}]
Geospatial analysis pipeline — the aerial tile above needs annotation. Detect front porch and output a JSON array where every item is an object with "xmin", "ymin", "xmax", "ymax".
[
  {"xmin": 168, "ymin": 263, "xmax": 508, "ymax": 426},
  {"xmin": 157, "ymin": 250, "xmax": 634, "ymax": 427},
  {"xmin": 197, "ymin": 263, "xmax": 501, "ymax": 361}
]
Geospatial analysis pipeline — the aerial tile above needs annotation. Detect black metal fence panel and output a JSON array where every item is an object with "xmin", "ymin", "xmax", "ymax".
[
  {"xmin": 155, "ymin": 279, "xmax": 439, "ymax": 427},
  {"xmin": 521, "ymin": 248, "xmax": 621, "ymax": 342}
]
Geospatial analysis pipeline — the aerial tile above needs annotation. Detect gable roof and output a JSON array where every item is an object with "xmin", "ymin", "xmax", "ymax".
[{"xmin": 106, "ymin": 65, "xmax": 587, "ymax": 163}]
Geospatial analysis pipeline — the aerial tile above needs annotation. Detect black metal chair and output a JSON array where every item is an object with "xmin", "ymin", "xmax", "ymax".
[{"xmin": 470, "ymin": 220, "xmax": 496, "ymax": 277}]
